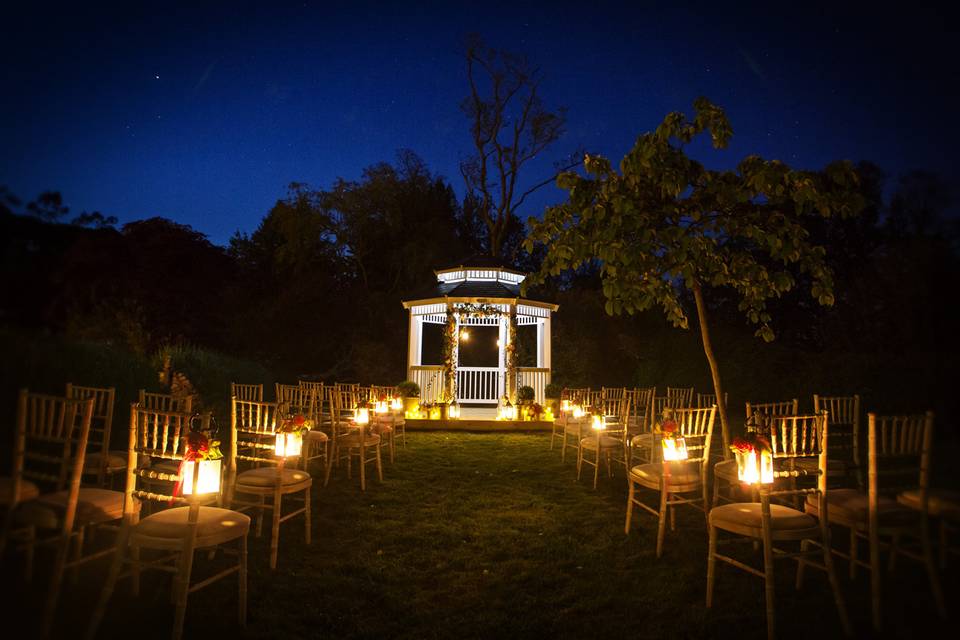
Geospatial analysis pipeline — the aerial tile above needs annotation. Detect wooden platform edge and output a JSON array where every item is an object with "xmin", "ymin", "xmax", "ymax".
[{"xmin": 405, "ymin": 418, "xmax": 553, "ymax": 432}]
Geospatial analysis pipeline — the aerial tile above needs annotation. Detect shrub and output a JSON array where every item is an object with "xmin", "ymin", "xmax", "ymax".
[
  {"xmin": 397, "ymin": 380, "xmax": 420, "ymax": 397},
  {"xmin": 517, "ymin": 385, "xmax": 535, "ymax": 402},
  {"xmin": 544, "ymin": 382, "xmax": 562, "ymax": 399}
]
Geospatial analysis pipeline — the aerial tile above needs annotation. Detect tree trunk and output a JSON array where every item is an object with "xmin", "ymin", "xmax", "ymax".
[{"xmin": 691, "ymin": 281, "xmax": 731, "ymax": 460}]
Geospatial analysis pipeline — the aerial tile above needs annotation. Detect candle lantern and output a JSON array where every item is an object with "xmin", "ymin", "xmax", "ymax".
[
  {"xmin": 735, "ymin": 448, "xmax": 774, "ymax": 484},
  {"xmin": 390, "ymin": 397, "xmax": 403, "ymax": 411},
  {"xmin": 661, "ymin": 436, "xmax": 688, "ymax": 461},
  {"xmin": 591, "ymin": 414, "xmax": 604, "ymax": 431},
  {"xmin": 561, "ymin": 399, "xmax": 571, "ymax": 413},
  {"xmin": 572, "ymin": 405, "xmax": 586, "ymax": 419},
  {"xmin": 448, "ymin": 401, "xmax": 461, "ymax": 419},
  {"xmin": 275, "ymin": 431, "xmax": 303, "ymax": 458},
  {"xmin": 375, "ymin": 400, "xmax": 389, "ymax": 414},
  {"xmin": 181, "ymin": 458, "xmax": 222, "ymax": 495},
  {"xmin": 356, "ymin": 407, "xmax": 370, "ymax": 425}
]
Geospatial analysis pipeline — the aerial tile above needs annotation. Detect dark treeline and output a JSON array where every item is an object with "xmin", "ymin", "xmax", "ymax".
[{"xmin": 1, "ymin": 157, "xmax": 957, "ymax": 428}]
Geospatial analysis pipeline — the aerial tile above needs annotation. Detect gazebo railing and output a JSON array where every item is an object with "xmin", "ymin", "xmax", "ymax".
[
  {"xmin": 410, "ymin": 365, "xmax": 443, "ymax": 404},
  {"xmin": 457, "ymin": 367, "xmax": 500, "ymax": 404},
  {"xmin": 518, "ymin": 367, "xmax": 550, "ymax": 403}
]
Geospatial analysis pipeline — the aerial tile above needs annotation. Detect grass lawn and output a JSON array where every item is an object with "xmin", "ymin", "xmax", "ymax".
[{"xmin": 5, "ymin": 432, "xmax": 956, "ymax": 639}]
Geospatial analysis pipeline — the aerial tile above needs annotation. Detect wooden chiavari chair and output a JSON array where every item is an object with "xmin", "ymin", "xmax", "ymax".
[
  {"xmin": 577, "ymin": 402, "xmax": 628, "ymax": 489},
  {"xmin": 626, "ymin": 405, "xmax": 716, "ymax": 557},
  {"xmin": 627, "ymin": 387, "xmax": 657, "ymax": 465},
  {"xmin": 228, "ymin": 398, "xmax": 311, "ymax": 569},
  {"xmin": 139, "ymin": 390, "xmax": 194, "ymax": 414},
  {"xmin": 231, "ymin": 382, "xmax": 263, "ymax": 402},
  {"xmin": 713, "ymin": 399, "xmax": 799, "ymax": 507},
  {"xmin": 697, "ymin": 391, "xmax": 728, "ymax": 409},
  {"xmin": 666, "ymin": 386, "xmax": 694, "ymax": 408},
  {"xmin": 328, "ymin": 388, "xmax": 383, "ymax": 491},
  {"xmin": 707, "ymin": 412, "xmax": 851, "ymax": 640},
  {"xmin": 601, "ymin": 386, "xmax": 625, "ymax": 401},
  {"xmin": 804, "ymin": 411, "xmax": 945, "ymax": 630},
  {"xmin": 87, "ymin": 404, "xmax": 248, "ymax": 640},
  {"xmin": 813, "ymin": 394, "xmax": 862, "ymax": 487},
  {"xmin": 0, "ymin": 390, "xmax": 94, "ymax": 638},
  {"xmin": 66, "ymin": 384, "xmax": 121, "ymax": 488}
]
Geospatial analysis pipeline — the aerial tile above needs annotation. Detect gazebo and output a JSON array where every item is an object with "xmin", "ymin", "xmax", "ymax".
[{"xmin": 402, "ymin": 258, "xmax": 558, "ymax": 406}]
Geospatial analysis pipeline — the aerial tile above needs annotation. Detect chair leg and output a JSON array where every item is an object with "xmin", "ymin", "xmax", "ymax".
[
  {"xmin": 761, "ymin": 525, "xmax": 776, "ymax": 640},
  {"xmin": 270, "ymin": 487, "xmax": 282, "ymax": 570},
  {"xmin": 375, "ymin": 446, "xmax": 383, "ymax": 483},
  {"xmin": 304, "ymin": 486, "xmax": 312, "ymax": 546},
  {"xmin": 822, "ymin": 524, "xmax": 853, "ymax": 636},
  {"xmin": 41, "ymin": 531, "xmax": 73, "ymax": 638},
  {"xmin": 171, "ymin": 542, "xmax": 197, "ymax": 640},
  {"xmin": 921, "ymin": 514, "xmax": 947, "ymax": 619},
  {"xmin": 323, "ymin": 442, "xmax": 334, "ymax": 487},
  {"xmin": 869, "ymin": 519, "xmax": 882, "ymax": 631},
  {"xmin": 625, "ymin": 480, "xmax": 635, "ymax": 535},
  {"xmin": 593, "ymin": 450, "xmax": 600, "ymax": 489},
  {"xmin": 359, "ymin": 446, "xmax": 366, "ymax": 492},
  {"xmin": 84, "ymin": 524, "xmax": 129, "ymax": 640},
  {"xmin": 238, "ymin": 534, "xmax": 248, "ymax": 626},
  {"xmin": 561, "ymin": 433, "xmax": 568, "ymax": 462},
  {"xmin": 706, "ymin": 524, "xmax": 717, "ymax": 607},
  {"xmin": 255, "ymin": 495, "xmax": 265, "ymax": 538},
  {"xmin": 656, "ymin": 485, "xmax": 669, "ymax": 558},
  {"xmin": 576, "ymin": 446, "xmax": 583, "ymax": 480},
  {"xmin": 849, "ymin": 528, "xmax": 858, "ymax": 580},
  {"xmin": 795, "ymin": 539, "xmax": 808, "ymax": 589}
]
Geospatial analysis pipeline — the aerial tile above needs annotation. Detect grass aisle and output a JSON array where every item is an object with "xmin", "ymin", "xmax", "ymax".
[{"xmin": 14, "ymin": 432, "xmax": 956, "ymax": 639}]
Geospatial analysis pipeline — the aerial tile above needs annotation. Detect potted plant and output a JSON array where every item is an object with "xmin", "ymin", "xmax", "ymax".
[
  {"xmin": 517, "ymin": 385, "xmax": 535, "ymax": 419},
  {"xmin": 397, "ymin": 380, "xmax": 421, "ymax": 415},
  {"xmin": 544, "ymin": 382, "xmax": 562, "ymax": 417}
]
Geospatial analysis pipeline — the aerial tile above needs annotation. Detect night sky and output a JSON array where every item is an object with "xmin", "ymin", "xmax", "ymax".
[{"xmin": 2, "ymin": 2, "xmax": 955, "ymax": 245}]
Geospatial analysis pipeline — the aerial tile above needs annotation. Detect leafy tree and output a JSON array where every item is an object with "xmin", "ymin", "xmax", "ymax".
[
  {"xmin": 459, "ymin": 35, "xmax": 576, "ymax": 257},
  {"xmin": 524, "ymin": 99, "xmax": 864, "ymax": 454}
]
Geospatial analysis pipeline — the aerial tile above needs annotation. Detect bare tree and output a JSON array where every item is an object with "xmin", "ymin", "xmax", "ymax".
[{"xmin": 460, "ymin": 35, "xmax": 574, "ymax": 257}]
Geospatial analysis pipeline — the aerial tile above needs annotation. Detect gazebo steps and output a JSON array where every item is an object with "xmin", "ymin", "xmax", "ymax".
[{"xmin": 405, "ymin": 418, "xmax": 553, "ymax": 432}]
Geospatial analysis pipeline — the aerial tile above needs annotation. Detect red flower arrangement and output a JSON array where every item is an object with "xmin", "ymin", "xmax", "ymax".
[{"xmin": 730, "ymin": 432, "xmax": 771, "ymax": 455}]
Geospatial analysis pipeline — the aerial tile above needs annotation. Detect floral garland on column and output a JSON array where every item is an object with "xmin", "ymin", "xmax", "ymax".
[
  {"xmin": 505, "ymin": 308, "xmax": 518, "ymax": 402},
  {"xmin": 441, "ymin": 308, "xmax": 457, "ymax": 402}
]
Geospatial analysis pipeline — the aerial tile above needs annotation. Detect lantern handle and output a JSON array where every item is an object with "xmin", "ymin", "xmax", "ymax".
[{"xmin": 190, "ymin": 411, "xmax": 218, "ymax": 437}]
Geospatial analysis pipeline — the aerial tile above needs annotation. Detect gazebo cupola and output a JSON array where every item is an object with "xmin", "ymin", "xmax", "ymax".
[{"xmin": 402, "ymin": 258, "xmax": 558, "ymax": 405}]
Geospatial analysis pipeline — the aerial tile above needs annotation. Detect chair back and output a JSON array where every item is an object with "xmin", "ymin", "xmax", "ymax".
[
  {"xmin": 335, "ymin": 387, "xmax": 360, "ymax": 424},
  {"xmin": 867, "ymin": 412, "xmax": 933, "ymax": 500},
  {"xmin": 231, "ymin": 383, "xmax": 263, "ymax": 402},
  {"xmin": 666, "ymin": 386, "xmax": 694, "ymax": 408},
  {"xmin": 602, "ymin": 387, "xmax": 625, "ymax": 401},
  {"xmin": 126, "ymin": 405, "xmax": 212, "ymax": 511},
  {"xmin": 228, "ymin": 398, "xmax": 286, "ymax": 498},
  {"xmin": 14, "ymin": 390, "xmax": 94, "ymax": 505},
  {"xmin": 65, "ymin": 384, "xmax": 115, "ymax": 480},
  {"xmin": 276, "ymin": 383, "xmax": 317, "ymax": 422},
  {"xmin": 766, "ymin": 412, "xmax": 829, "ymax": 499},
  {"xmin": 745, "ymin": 399, "xmax": 799, "ymax": 429},
  {"xmin": 814, "ymin": 394, "xmax": 861, "ymax": 484},
  {"xmin": 139, "ymin": 390, "xmax": 193, "ymax": 414},
  {"xmin": 626, "ymin": 387, "xmax": 655, "ymax": 433},
  {"xmin": 697, "ymin": 392, "xmax": 728, "ymax": 409},
  {"xmin": 585, "ymin": 390, "xmax": 603, "ymax": 411},
  {"xmin": 667, "ymin": 405, "xmax": 716, "ymax": 467}
]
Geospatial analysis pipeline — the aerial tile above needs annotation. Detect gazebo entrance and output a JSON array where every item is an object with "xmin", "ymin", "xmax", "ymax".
[{"xmin": 402, "ymin": 259, "xmax": 558, "ymax": 406}]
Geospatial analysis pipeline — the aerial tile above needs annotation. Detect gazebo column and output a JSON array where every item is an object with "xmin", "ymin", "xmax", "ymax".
[
  {"xmin": 407, "ymin": 313, "xmax": 422, "ymax": 380},
  {"xmin": 542, "ymin": 315, "xmax": 552, "ymax": 383},
  {"xmin": 497, "ymin": 314, "xmax": 507, "ymax": 400}
]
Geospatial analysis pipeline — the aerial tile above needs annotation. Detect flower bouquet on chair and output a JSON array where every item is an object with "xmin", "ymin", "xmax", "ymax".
[
  {"xmin": 175, "ymin": 420, "xmax": 224, "ymax": 499},
  {"xmin": 657, "ymin": 409, "xmax": 688, "ymax": 461},
  {"xmin": 276, "ymin": 414, "xmax": 309, "ymax": 458}
]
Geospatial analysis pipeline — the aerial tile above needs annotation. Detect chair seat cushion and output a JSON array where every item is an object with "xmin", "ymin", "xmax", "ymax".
[
  {"xmin": 84, "ymin": 451, "xmax": 128, "ymax": 473},
  {"xmin": 580, "ymin": 435, "xmax": 621, "ymax": 450},
  {"xmin": 711, "ymin": 503, "xmax": 817, "ymax": 535},
  {"xmin": 306, "ymin": 430, "xmax": 329, "ymax": 442},
  {"xmin": 630, "ymin": 462, "xmax": 701, "ymax": 487},
  {"xmin": 714, "ymin": 459, "xmax": 738, "ymax": 481},
  {"xmin": 16, "ymin": 488, "xmax": 130, "ymax": 529},
  {"xmin": 805, "ymin": 489, "xmax": 915, "ymax": 526},
  {"xmin": 236, "ymin": 467, "xmax": 312, "ymax": 488},
  {"xmin": 339, "ymin": 433, "xmax": 381, "ymax": 447},
  {"xmin": 0, "ymin": 477, "xmax": 40, "ymax": 504},
  {"xmin": 134, "ymin": 506, "xmax": 250, "ymax": 547},
  {"xmin": 898, "ymin": 489, "xmax": 960, "ymax": 518},
  {"xmin": 630, "ymin": 433, "xmax": 654, "ymax": 448}
]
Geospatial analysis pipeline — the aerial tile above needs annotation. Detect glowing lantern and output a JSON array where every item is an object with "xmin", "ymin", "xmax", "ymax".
[
  {"xmin": 390, "ymin": 397, "xmax": 403, "ymax": 411},
  {"xmin": 572, "ymin": 405, "xmax": 586, "ymax": 419},
  {"xmin": 374, "ymin": 400, "xmax": 389, "ymax": 414},
  {"xmin": 561, "ymin": 399, "xmax": 571, "ymax": 413},
  {"xmin": 448, "ymin": 401, "xmax": 461, "ymax": 419},
  {"xmin": 181, "ymin": 458, "xmax": 221, "ymax": 495},
  {"xmin": 661, "ymin": 437, "xmax": 688, "ymax": 461},
  {"xmin": 355, "ymin": 407, "xmax": 370, "ymax": 425},
  {"xmin": 460, "ymin": 329, "xmax": 470, "ymax": 341},
  {"xmin": 429, "ymin": 405, "xmax": 442, "ymax": 420},
  {"xmin": 274, "ymin": 431, "xmax": 303, "ymax": 458},
  {"xmin": 736, "ymin": 449, "xmax": 774, "ymax": 484},
  {"xmin": 544, "ymin": 407, "xmax": 555, "ymax": 422},
  {"xmin": 498, "ymin": 400, "xmax": 516, "ymax": 421},
  {"xmin": 591, "ymin": 414, "xmax": 604, "ymax": 431}
]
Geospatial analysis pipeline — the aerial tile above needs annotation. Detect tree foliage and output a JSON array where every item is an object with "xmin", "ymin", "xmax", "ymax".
[{"xmin": 525, "ymin": 98, "xmax": 865, "ymax": 451}]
